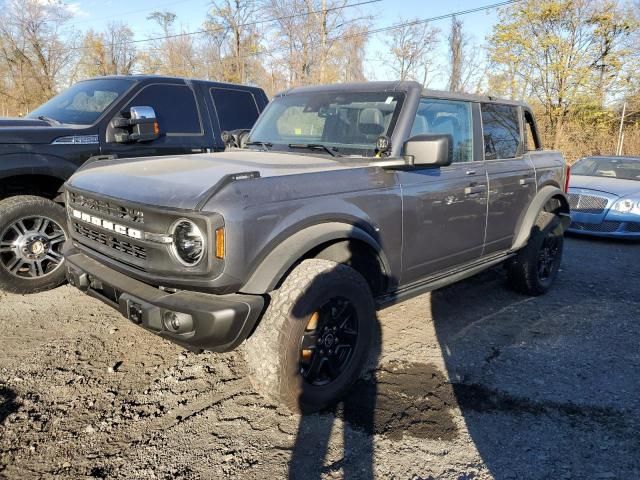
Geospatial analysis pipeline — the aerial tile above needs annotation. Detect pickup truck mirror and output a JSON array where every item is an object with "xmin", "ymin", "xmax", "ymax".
[
  {"xmin": 403, "ymin": 134, "xmax": 453, "ymax": 167},
  {"xmin": 111, "ymin": 106, "xmax": 160, "ymax": 143}
]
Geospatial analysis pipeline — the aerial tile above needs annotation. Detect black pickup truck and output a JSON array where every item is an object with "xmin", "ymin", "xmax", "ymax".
[{"xmin": 0, "ymin": 75, "xmax": 268, "ymax": 293}]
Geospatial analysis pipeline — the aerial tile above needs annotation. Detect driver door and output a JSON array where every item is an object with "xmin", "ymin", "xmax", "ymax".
[
  {"xmin": 101, "ymin": 83, "xmax": 208, "ymax": 159},
  {"xmin": 397, "ymin": 98, "xmax": 487, "ymax": 285}
]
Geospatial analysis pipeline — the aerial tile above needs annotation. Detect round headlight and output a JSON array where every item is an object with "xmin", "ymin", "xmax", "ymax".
[{"xmin": 171, "ymin": 219, "xmax": 205, "ymax": 266}]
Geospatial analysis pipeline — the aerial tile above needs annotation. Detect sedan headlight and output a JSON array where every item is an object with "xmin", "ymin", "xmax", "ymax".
[
  {"xmin": 171, "ymin": 219, "xmax": 205, "ymax": 266},
  {"xmin": 611, "ymin": 198, "xmax": 640, "ymax": 215}
]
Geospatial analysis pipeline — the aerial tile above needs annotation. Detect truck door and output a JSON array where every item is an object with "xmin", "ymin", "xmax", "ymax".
[
  {"xmin": 101, "ymin": 83, "xmax": 209, "ymax": 159},
  {"xmin": 482, "ymin": 103, "xmax": 536, "ymax": 254},
  {"xmin": 209, "ymin": 86, "xmax": 262, "ymax": 147},
  {"xmin": 397, "ymin": 98, "xmax": 487, "ymax": 285}
]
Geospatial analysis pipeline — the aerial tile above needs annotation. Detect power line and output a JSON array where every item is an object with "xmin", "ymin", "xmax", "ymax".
[
  {"xmin": 64, "ymin": 0, "xmax": 382, "ymax": 52},
  {"xmin": 0, "ymin": 0, "xmax": 522, "ymax": 81}
]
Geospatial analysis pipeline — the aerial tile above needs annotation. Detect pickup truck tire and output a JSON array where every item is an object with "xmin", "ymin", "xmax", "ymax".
[
  {"xmin": 0, "ymin": 195, "xmax": 68, "ymax": 294},
  {"xmin": 507, "ymin": 212, "xmax": 564, "ymax": 296},
  {"xmin": 244, "ymin": 259, "xmax": 376, "ymax": 413}
]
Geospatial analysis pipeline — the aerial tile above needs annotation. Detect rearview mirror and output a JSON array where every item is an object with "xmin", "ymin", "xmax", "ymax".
[
  {"xmin": 111, "ymin": 106, "xmax": 160, "ymax": 143},
  {"xmin": 403, "ymin": 134, "xmax": 453, "ymax": 167}
]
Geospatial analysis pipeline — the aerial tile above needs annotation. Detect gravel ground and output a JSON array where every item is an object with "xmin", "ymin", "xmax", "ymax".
[{"xmin": 0, "ymin": 235, "xmax": 639, "ymax": 479}]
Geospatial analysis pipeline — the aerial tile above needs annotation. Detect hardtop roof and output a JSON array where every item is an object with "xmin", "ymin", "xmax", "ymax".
[{"xmin": 279, "ymin": 80, "xmax": 529, "ymax": 108}]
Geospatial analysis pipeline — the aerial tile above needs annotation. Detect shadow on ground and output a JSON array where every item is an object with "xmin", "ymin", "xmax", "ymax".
[{"xmin": 431, "ymin": 237, "xmax": 640, "ymax": 478}]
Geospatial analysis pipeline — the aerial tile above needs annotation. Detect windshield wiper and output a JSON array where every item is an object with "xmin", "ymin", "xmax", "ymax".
[
  {"xmin": 245, "ymin": 141, "xmax": 273, "ymax": 151},
  {"xmin": 288, "ymin": 143, "xmax": 341, "ymax": 157},
  {"xmin": 37, "ymin": 115, "xmax": 61, "ymax": 126}
]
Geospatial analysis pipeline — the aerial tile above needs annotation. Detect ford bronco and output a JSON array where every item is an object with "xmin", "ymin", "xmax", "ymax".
[
  {"xmin": 0, "ymin": 75, "xmax": 268, "ymax": 293},
  {"xmin": 63, "ymin": 81, "xmax": 570, "ymax": 412}
]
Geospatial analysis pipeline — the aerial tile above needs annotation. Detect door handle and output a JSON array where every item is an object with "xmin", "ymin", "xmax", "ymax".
[
  {"xmin": 465, "ymin": 170, "xmax": 477, "ymax": 175},
  {"xmin": 519, "ymin": 177, "xmax": 535, "ymax": 186},
  {"xmin": 465, "ymin": 185, "xmax": 485, "ymax": 195}
]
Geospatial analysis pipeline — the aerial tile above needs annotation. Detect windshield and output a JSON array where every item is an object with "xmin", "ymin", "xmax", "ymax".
[
  {"xmin": 248, "ymin": 91, "xmax": 405, "ymax": 156},
  {"xmin": 29, "ymin": 78, "xmax": 134, "ymax": 125},
  {"xmin": 572, "ymin": 157, "xmax": 640, "ymax": 182}
]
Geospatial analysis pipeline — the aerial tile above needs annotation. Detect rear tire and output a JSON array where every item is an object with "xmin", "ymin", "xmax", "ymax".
[
  {"xmin": 507, "ymin": 212, "xmax": 564, "ymax": 296},
  {"xmin": 0, "ymin": 195, "xmax": 68, "ymax": 294},
  {"xmin": 244, "ymin": 259, "xmax": 376, "ymax": 413}
]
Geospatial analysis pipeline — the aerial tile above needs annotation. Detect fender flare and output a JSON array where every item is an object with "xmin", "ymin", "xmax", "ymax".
[
  {"xmin": 511, "ymin": 185, "xmax": 571, "ymax": 251},
  {"xmin": 240, "ymin": 222, "xmax": 390, "ymax": 294}
]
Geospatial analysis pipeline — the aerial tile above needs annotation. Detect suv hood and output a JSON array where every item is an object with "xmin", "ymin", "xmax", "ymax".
[
  {"xmin": 570, "ymin": 175, "xmax": 640, "ymax": 197},
  {"xmin": 67, "ymin": 151, "xmax": 360, "ymax": 210},
  {"xmin": 0, "ymin": 117, "xmax": 82, "ymax": 144}
]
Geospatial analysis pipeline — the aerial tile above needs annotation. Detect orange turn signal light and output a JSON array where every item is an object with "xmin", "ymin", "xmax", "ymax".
[
  {"xmin": 215, "ymin": 227, "xmax": 225, "ymax": 259},
  {"xmin": 153, "ymin": 121, "xmax": 160, "ymax": 135}
]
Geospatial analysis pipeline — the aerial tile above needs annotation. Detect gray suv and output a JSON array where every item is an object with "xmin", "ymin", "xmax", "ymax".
[{"xmin": 63, "ymin": 81, "xmax": 570, "ymax": 412}]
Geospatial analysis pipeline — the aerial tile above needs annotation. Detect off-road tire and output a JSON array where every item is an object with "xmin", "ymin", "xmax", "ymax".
[
  {"xmin": 0, "ymin": 195, "xmax": 68, "ymax": 294},
  {"xmin": 507, "ymin": 212, "xmax": 564, "ymax": 296},
  {"xmin": 244, "ymin": 259, "xmax": 376, "ymax": 413}
]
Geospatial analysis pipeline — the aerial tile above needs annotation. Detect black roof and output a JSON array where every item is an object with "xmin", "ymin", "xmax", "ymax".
[
  {"xmin": 79, "ymin": 75, "xmax": 264, "ymax": 91},
  {"xmin": 279, "ymin": 80, "xmax": 529, "ymax": 107}
]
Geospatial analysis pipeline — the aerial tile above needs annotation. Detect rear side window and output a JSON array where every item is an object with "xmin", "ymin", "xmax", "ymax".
[
  {"xmin": 211, "ymin": 88, "xmax": 260, "ymax": 132},
  {"xmin": 127, "ymin": 84, "xmax": 202, "ymax": 134},
  {"xmin": 481, "ymin": 104, "xmax": 522, "ymax": 160}
]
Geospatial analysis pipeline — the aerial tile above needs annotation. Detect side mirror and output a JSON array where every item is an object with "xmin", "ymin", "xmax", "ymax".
[
  {"xmin": 403, "ymin": 134, "xmax": 453, "ymax": 167},
  {"xmin": 221, "ymin": 129, "xmax": 250, "ymax": 150},
  {"xmin": 111, "ymin": 106, "xmax": 160, "ymax": 143}
]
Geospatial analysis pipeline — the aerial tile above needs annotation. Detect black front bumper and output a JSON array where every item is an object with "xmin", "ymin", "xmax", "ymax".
[{"xmin": 64, "ymin": 246, "xmax": 265, "ymax": 353}]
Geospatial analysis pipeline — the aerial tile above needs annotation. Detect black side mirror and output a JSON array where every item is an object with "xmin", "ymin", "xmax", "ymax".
[
  {"xmin": 221, "ymin": 129, "xmax": 250, "ymax": 150},
  {"xmin": 403, "ymin": 134, "xmax": 453, "ymax": 167},
  {"xmin": 111, "ymin": 106, "xmax": 160, "ymax": 143}
]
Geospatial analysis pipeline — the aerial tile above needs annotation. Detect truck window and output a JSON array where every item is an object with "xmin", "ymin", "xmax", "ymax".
[
  {"xmin": 481, "ymin": 104, "xmax": 522, "ymax": 160},
  {"xmin": 126, "ymin": 84, "xmax": 202, "ymax": 135},
  {"xmin": 210, "ymin": 88, "xmax": 260, "ymax": 132},
  {"xmin": 411, "ymin": 98, "xmax": 473, "ymax": 163},
  {"xmin": 28, "ymin": 78, "xmax": 134, "ymax": 125}
]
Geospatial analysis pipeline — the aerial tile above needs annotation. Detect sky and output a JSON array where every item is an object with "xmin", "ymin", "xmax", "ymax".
[{"xmin": 64, "ymin": 0, "xmax": 504, "ymax": 89}]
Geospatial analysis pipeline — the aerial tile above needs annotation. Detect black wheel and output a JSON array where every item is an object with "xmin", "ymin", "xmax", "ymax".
[
  {"xmin": 507, "ymin": 212, "xmax": 564, "ymax": 296},
  {"xmin": 0, "ymin": 195, "xmax": 68, "ymax": 294},
  {"xmin": 244, "ymin": 259, "xmax": 376, "ymax": 413}
]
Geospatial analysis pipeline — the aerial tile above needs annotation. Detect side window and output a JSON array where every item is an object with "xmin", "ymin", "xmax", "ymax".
[
  {"xmin": 481, "ymin": 104, "xmax": 522, "ymax": 160},
  {"xmin": 410, "ymin": 98, "xmax": 473, "ymax": 163},
  {"xmin": 210, "ymin": 88, "xmax": 260, "ymax": 132},
  {"xmin": 127, "ymin": 84, "xmax": 202, "ymax": 135}
]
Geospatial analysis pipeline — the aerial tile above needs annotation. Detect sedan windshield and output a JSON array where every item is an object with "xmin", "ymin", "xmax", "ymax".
[
  {"xmin": 572, "ymin": 157, "xmax": 640, "ymax": 181},
  {"xmin": 29, "ymin": 78, "xmax": 134, "ymax": 125},
  {"xmin": 248, "ymin": 91, "xmax": 405, "ymax": 157}
]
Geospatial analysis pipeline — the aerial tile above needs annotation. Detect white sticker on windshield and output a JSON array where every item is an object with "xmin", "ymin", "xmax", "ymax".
[{"xmin": 385, "ymin": 96, "xmax": 394, "ymax": 104}]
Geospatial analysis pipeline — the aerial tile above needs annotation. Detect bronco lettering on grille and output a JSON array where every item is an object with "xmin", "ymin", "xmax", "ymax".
[{"xmin": 72, "ymin": 210, "xmax": 142, "ymax": 240}]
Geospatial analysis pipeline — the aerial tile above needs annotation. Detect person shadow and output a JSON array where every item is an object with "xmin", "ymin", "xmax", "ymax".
[{"xmin": 0, "ymin": 385, "xmax": 18, "ymax": 426}]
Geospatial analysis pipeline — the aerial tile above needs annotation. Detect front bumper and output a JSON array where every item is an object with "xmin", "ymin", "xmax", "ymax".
[{"xmin": 64, "ymin": 245, "xmax": 265, "ymax": 352}]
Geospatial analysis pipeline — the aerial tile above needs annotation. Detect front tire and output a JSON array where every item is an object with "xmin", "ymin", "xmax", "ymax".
[
  {"xmin": 0, "ymin": 195, "xmax": 68, "ymax": 294},
  {"xmin": 244, "ymin": 259, "xmax": 376, "ymax": 413},
  {"xmin": 507, "ymin": 212, "xmax": 564, "ymax": 296}
]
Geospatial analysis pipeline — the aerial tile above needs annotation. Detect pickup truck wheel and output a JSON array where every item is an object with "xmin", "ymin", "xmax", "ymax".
[
  {"xmin": 0, "ymin": 196, "xmax": 68, "ymax": 294},
  {"xmin": 507, "ymin": 212, "xmax": 564, "ymax": 296},
  {"xmin": 244, "ymin": 259, "xmax": 376, "ymax": 413}
]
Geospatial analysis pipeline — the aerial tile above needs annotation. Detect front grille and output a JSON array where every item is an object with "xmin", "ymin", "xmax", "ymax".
[
  {"xmin": 69, "ymin": 191, "xmax": 144, "ymax": 224},
  {"xmin": 568, "ymin": 193, "xmax": 609, "ymax": 214},
  {"xmin": 571, "ymin": 221, "xmax": 622, "ymax": 233},
  {"xmin": 624, "ymin": 222, "xmax": 640, "ymax": 233},
  {"xmin": 73, "ymin": 222, "xmax": 147, "ymax": 260}
]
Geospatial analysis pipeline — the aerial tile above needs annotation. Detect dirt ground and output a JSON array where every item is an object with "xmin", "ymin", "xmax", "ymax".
[{"xmin": 0, "ymin": 235, "xmax": 639, "ymax": 480}]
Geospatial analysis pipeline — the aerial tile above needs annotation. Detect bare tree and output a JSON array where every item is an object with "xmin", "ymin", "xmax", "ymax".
[
  {"xmin": 383, "ymin": 19, "xmax": 440, "ymax": 87},
  {"xmin": 0, "ymin": 0, "xmax": 78, "ymax": 113},
  {"xmin": 78, "ymin": 22, "xmax": 137, "ymax": 77},
  {"xmin": 265, "ymin": 0, "xmax": 369, "ymax": 87},
  {"xmin": 448, "ymin": 17, "xmax": 463, "ymax": 92},
  {"xmin": 205, "ymin": 0, "xmax": 262, "ymax": 84}
]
